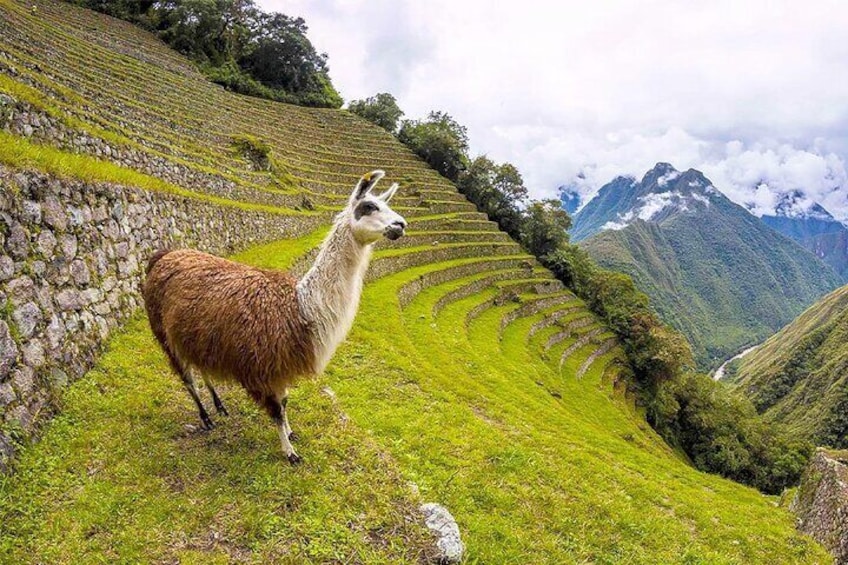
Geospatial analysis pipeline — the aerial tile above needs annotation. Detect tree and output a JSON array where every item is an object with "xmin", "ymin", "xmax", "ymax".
[
  {"xmin": 521, "ymin": 199, "xmax": 571, "ymax": 258},
  {"xmin": 348, "ymin": 93, "xmax": 404, "ymax": 133},
  {"xmin": 240, "ymin": 12, "xmax": 339, "ymax": 106},
  {"xmin": 398, "ymin": 111, "xmax": 469, "ymax": 181},
  {"xmin": 456, "ymin": 156, "xmax": 527, "ymax": 238}
]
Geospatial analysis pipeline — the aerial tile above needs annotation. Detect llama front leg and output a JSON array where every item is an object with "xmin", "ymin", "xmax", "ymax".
[
  {"xmin": 165, "ymin": 351, "xmax": 214, "ymax": 430},
  {"xmin": 262, "ymin": 393, "xmax": 301, "ymax": 465}
]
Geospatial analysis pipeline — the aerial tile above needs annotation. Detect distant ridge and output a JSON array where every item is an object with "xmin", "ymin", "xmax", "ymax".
[{"xmin": 761, "ymin": 192, "xmax": 848, "ymax": 281}]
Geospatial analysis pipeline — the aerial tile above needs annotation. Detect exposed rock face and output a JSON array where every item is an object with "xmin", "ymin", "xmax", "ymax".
[
  {"xmin": 0, "ymin": 166, "xmax": 321, "ymax": 472},
  {"xmin": 420, "ymin": 502, "xmax": 464, "ymax": 564},
  {"xmin": 791, "ymin": 450, "xmax": 848, "ymax": 563}
]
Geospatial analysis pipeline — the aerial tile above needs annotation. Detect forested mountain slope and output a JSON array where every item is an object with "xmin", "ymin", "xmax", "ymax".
[{"xmin": 731, "ymin": 284, "xmax": 848, "ymax": 449}]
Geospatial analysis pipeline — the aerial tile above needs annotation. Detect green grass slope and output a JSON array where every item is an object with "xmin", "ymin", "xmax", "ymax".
[
  {"xmin": 732, "ymin": 284, "xmax": 848, "ymax": 449},
  {"xmin": 577, "ymin": 166, "xmax": 841, "ymax": 370},
  {"xmin": 0, "ymin": 0, "xmax": 832, "ymax": 562}
]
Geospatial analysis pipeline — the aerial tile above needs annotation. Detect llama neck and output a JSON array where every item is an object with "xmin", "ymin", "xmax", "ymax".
[{"xmin": 296, "ymin": 214, "xmax": 373, "ymax": 372}]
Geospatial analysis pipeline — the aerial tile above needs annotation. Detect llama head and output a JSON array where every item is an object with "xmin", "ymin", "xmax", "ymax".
[{"xmin": 348, "ymin": 170, "xmax": 407, "ymax": 244}]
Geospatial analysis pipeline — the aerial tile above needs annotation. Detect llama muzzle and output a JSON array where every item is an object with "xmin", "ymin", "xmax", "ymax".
[{"xmin": 384, "ymin": 220, "xmax": 406, "ymax": 241}]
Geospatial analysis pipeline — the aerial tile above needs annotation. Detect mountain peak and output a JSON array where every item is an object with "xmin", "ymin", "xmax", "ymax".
[
  {"xmin": 569, "ymin": 164, "xmax": 720, "ymax": 240},
  {"xmin": 641, "ymin": 162, "xmax": 679, "ymax": 187},
  {"xmin": 774, "ymin": 191, "xmax": 836, "ymax": 221}
]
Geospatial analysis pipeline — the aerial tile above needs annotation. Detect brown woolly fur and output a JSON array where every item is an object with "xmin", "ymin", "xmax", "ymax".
[{"xmin": 144, "ymin": 249, "xmax": 315, "ymax": 409}]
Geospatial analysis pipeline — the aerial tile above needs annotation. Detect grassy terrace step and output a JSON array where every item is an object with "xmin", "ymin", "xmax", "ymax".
[
  {"xmin": 558, "ymin": 328, "xmax": 609, "ymax": 369},
  {"xmin": 0, "ymin": 132, "xmax": 329, "ymax": 222},
  {"xmin": 541, "ymin": 314, "xmax": 597, "ymax": 351},
  {"xmin": 397, "ymin": 256, "xmax": 537, "ymax": 308},
  {"xmin": 407, "ymin": 219, "xmax": 499, "ymax": 234},
  {"xmin": 527, "ymin": 303, "xmax": 588, "ymax": 339},
  {"xmin": 374, "ymin": 231, "xmax": 514, "ymax": 251},
  {"xmin": 407, "ymin": 211, "xmax": 492, "ymax": 224},
  {"xmin": 497, "ymin": 293, "xmax": 580, "ymax": 338},
  {"xmin": 430, "ymin": 271, "xmax": 556, "ymax": 317},
  {"xmin": 368, "ymin": 243, "xmax": 527, "ymax": 282},
  {"xmin": 576, "ymin": 338, "xmax": 621, "ymax": 380},
  {"xmin": 464, "ymin": 289, "xmax": 574, "ymax": 329}
]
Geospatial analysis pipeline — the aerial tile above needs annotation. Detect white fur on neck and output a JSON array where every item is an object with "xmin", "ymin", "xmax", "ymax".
[{"xmin": 296, "ymin": 211, "xmax": 373, "ymax": 373}]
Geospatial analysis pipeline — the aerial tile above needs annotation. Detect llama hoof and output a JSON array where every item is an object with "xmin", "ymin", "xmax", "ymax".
[
  {"xmin": 217, "ymin": 405, "xmax": 229, "ymax": 416},
  {"xmin": 287, "ymin": 452, "xmax": 303, "ymax": 465},
  {"xmin": 288, "ymin": 431, "xmax": 299, "ymax": 442},
  {"xmin": 201, "ymin": 417, "xmax": 215, "ymax": 430}
]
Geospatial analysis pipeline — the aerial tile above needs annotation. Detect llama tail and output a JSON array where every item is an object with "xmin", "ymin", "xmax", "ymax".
[{"xmin": 146, "ymin": 249, "xmax": 172, "ymax": 275}]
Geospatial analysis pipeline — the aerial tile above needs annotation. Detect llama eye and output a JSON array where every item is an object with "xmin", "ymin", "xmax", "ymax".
[{"xmin": 354, "ymin": 201, "xmax": 378, "ymax": 219}]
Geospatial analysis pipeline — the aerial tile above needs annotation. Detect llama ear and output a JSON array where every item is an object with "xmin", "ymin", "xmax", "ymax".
[
  {"xmin": 378, "ymin": 183, "xmax": 400, "ymax": 203},
  {"xmin": 353, "ymin": 170, "xmax": 385, "ymax": 200}
]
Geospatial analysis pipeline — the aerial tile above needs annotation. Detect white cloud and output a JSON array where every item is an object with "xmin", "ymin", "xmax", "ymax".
[
  {"xmin": 636, "ymin": 192, "xmax": 679, "ymax": 221},
  {"xmin": 601, "ymin": 220, "xmax": 628, "ymax": 231},
  {"xmin": 690, "ymin": 193, "xmax": 711, "ymax": 207},
  {"xmin": 657, "ymin": 171, "xmax": 681, "ymax": 188},
  {"xmin": 261, "ymin": 0, "xmax": 848, "ymax": 220}
]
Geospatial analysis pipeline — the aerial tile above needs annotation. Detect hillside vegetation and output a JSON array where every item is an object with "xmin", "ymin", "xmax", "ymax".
[
  {"xmin": 574, "ymin": 164, "xmax": 841, "ymax": 370},
  {"xmin": 731, "ymin": 284, "xmax": 848, "ymax": 449},
  {"xmin": 0, "ymin": 0, "xmax": 831, "ymax": 561}
]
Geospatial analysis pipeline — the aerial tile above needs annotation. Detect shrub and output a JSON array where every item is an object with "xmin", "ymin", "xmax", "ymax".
[{"xmin": 230, "ymin": 134, "xmax": 271, "ymax": 171}]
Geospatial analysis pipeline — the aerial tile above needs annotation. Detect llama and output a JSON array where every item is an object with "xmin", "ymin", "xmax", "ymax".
[{"xmin": 143, "ymin": 171, "xmax": 407, "ymax": 464}]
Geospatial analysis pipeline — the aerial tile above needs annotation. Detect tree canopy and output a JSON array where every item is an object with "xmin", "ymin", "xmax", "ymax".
[
  {"xmin": 348, "ymin": 93, "xmax": 404, "ymax": 133},
  {"xmin": 398, "ymin": 112, "xmax": 469, "ymax": 181}
]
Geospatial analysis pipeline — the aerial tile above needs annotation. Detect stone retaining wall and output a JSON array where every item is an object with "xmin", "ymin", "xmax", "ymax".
[
  {"xmin": 0, "ymin": 166, "xmax": 321, "ymax": 471},
  {"xmin": 791, "ymin": 450, "xmax": 848, "ymax": 563}
]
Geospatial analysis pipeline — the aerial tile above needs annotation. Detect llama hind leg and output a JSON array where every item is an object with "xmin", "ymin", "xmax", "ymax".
[
  {"xmin": 261, "ymin": 393, "xmax": 301, "ymax": 465},
  {"xmin": 200, "ymin": 372, "xmax": 228, "ymax": 416}
]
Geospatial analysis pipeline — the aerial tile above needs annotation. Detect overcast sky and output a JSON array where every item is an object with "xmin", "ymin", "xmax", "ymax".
[{"xmin": 261, "ymin": 0, "xmax": 848, "ymax": 220}]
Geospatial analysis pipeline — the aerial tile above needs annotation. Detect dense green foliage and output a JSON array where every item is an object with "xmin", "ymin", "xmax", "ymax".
[
  {"xmin": 456, "ymin": 156, "xmax": 528, "ymax": 238},
  {"xmin": 397, "ymin": 111, "xmax": 469, "ymax": 181},
  {"xmin": 655, "ymin": 372, "xmax": 814, "ymax": 494},
  {"xmin": 521, "ymin": 199, "xmax": 572, "ymax": 257},
  {"xmin": 574, "ymin": 165, "xmax": 841, "ymax": 369},
  {"xmin": 69, "ymin": 0, "xmax": 342, "ymax": 107},
  {"xmin": 733, "ymin": 284, "xmax": 848, "ymax": 449},
  {"xmin": 347, "ymin": 93, "xmax": 404, "ymax": 133}
]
